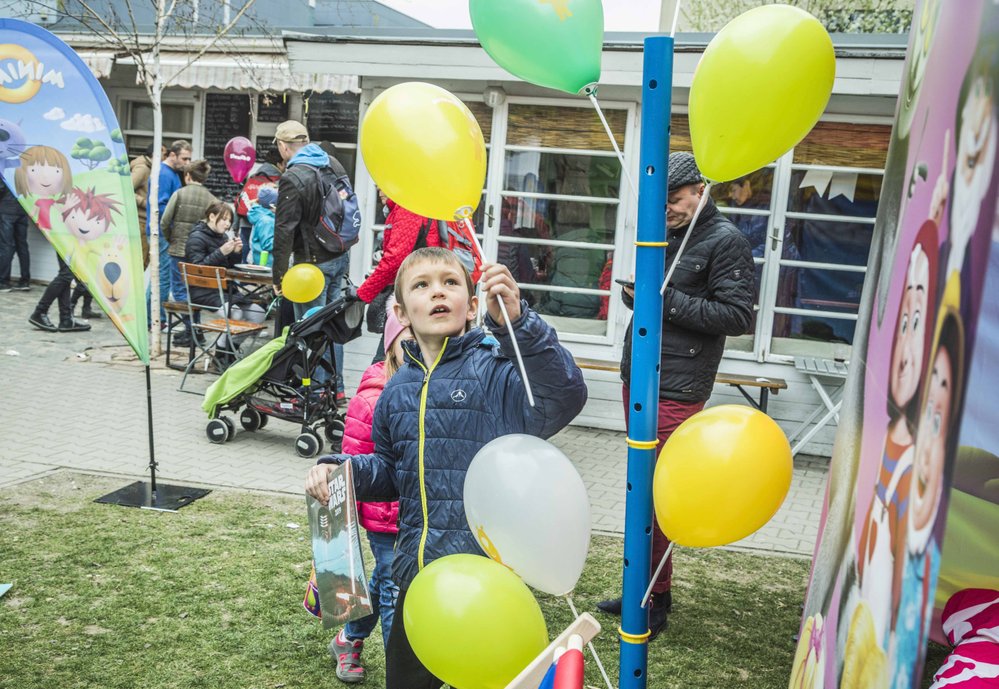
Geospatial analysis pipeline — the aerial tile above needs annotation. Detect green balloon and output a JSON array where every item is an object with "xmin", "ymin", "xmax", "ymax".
[{"xmin": 470, "ymin": 0, "xmax": 603, "ymax": 95}]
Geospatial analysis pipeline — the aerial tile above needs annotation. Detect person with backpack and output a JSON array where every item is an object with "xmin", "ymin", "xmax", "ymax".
[{"xmin": 272, "ymin": 120, "xmax": 360, "ymax": 404}]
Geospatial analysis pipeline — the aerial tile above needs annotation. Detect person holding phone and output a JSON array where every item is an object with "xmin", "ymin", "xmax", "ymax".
[{"xmin": 596, "ymin": 152, "xmax": 755, "ymax": 640}]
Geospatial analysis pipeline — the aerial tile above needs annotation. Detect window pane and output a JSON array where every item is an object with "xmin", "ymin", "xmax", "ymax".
[
  {"xmin": 464, "ymin": 100, "xmax": 492, "ymax": 144},
  {"xmin": 793, "ymin": 122, "xmax": 892, "ymax": 168},
  {"xmin": 504, "ymin": 151, "xmax": 620, "ymax": 198},
  {"xmin": 512, "ymin": 244, "xmax": 611, "ymax": 318},
  {"xmin": 126, "ymin": 136, "xmax": 153, "ymax": 158},
  {"xmin": 130, "ymin": 102, "xmax": 154, "ymax": 131},
  {"xmin": 712, "ymin": 167, "xmax": 774, "ymax": 213},
  {"xmin": 785, "ymin": 216, "xmax": 874, "ymax": 268},
  {"xmin": 162, "ymin": 103, "xmax": 194, "ymax": 134},
  {"xmin": 501, "ymin": 195, "xmax": 615, "ymax": 245},
  {"xmin": 507, "ymin": 104, "xmax": 626, "ymax": 151},
  {"xmin": 787, "ymin": 170, "xmax": 883, "ymax": 217},
  {"xmin": 773, "ymin": 263, "xmax": 861, "ymax": 344}
]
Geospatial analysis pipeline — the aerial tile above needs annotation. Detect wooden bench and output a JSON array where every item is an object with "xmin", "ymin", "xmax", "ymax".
[{"xmin": 574, "ymin": 357, "xmax": 787, "ymax": 413}]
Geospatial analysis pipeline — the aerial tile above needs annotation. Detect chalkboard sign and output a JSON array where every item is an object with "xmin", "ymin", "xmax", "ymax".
[
  {"xmin": 203, "ymin": 93, "xmax": 251, "ymax": 201},
  {"xmin": 306, "ymin": 91, "xmax": 360, "ymax": 143},
  {"xmin": 255, "ymin": 136, "xmax": 278, "ymax": 164},
  {"xmin": 257, "ymin": 93, "xmax": 289, "ymax": 123}
]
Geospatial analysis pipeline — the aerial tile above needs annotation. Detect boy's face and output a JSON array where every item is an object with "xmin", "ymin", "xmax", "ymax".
[
  {"xmin": 65, "ymin": 208, "xmax": 110, "ymax": 241},
  {"xmin": 395, "ymin": 260, "xmax": 477, "ymax": 340}
]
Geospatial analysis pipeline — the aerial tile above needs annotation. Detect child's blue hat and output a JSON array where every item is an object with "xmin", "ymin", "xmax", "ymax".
[{"xmin": 257, "ymin": 186, "xmax": 278, "ymax": 208}]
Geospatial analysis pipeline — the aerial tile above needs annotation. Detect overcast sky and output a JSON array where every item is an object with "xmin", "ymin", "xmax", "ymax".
[{"xmin": 377, "ymin": 0, "xmax": 663, "ymax": 31}]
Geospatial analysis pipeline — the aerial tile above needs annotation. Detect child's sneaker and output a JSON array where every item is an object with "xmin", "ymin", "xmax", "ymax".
[{"xmin": 329, "ymin": 628, "xmax": 365, "ymax": 683}]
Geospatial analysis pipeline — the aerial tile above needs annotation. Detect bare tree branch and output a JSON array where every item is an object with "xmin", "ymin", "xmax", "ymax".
[{"xmin": 161, "ymin": 0, "xmax": 260, "ymax": 89}]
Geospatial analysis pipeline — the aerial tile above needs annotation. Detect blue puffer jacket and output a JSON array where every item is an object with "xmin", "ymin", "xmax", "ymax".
[{"xmin": 319, "ymin": 304, "xmax": 587, "ymax": 588}]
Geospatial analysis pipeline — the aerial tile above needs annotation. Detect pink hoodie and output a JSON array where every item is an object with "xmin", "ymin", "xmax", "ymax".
[
  {"xmin": 343, "ymin": 361, "xmax": 399, "ymax": 534},
  {"xmin": 929, "ymin": 588, "xmax": 999, "ymax": 688}
]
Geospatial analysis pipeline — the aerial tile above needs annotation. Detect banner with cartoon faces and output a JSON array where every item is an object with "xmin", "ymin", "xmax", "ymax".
[
  {"xmin": 0, "ymin": 19, "xmax": 148, "ymax": 363},
  {"xmin": 791, "ymin": 2, "xmax": 999, "ymax": 687}
]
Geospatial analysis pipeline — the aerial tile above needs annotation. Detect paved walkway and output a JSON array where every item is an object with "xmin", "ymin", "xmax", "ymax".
[{"xmin": 0, "ymin": 289, "xmax": 825, "ymax": 557}]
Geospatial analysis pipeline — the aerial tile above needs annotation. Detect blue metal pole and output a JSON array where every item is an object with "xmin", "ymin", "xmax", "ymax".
[{"xmin": 619, "ymin": 35, "xmax": 673, "ymax": 689}]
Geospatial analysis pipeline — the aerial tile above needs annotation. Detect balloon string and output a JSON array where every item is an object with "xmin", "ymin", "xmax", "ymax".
[
  {"xmin": 670, "ymin": 0, "xmax": 682, "ymax": 38},
  {"xmin": 588, "ymin": 93, "xmax": 638, "ymax": 202},
  {"xmin": 462, "ymin": 218, "xmax": 535, "ymax": 407},
  {"xmin": 659, "ymin": 183, "xmax": 712, "ymax": 295},
  {"xmin": 641, "ymin": 541, "xmax": 675, "ymax": 609},
  {"xmin": 565, "ymin": 595, "xmax": 615, "ymax": 689}
]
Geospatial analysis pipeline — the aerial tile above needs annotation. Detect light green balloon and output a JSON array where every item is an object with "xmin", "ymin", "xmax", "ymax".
[{"xmin": 470, "ymin": 0, "xmax": 603, "ymax": 95}]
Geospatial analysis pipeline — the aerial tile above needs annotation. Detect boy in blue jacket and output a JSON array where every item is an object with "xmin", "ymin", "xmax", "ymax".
[
  {"xmin": 247, "ymin": 185, "xmax": 276, "ymax": 267},
  {"xmin": 306, "ymin": 247, "xmax": 587, "ymax": 688}
]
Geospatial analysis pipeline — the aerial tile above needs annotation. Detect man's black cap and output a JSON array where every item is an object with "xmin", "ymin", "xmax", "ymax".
[{"xmin": 667, "ymin": 151, "xmax": 703, "ymax": 192}]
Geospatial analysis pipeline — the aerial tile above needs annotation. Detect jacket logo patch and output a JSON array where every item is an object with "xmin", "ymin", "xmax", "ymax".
[
  {"xmin": 451, "ymin": 389, "xmax": 467, "ymax": 403},
  {"xmin": 733, "ymin": 269, "xmax": 742, "ymax": 278}
]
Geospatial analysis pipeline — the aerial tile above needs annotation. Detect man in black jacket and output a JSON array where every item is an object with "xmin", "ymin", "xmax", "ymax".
[
  {"xmin": 597, "ymin": 152, "xmax": 755, "ymax": 639},
  {"xmin": 271, "ymin": 120, "xmax": 350, "ymax": 401}
]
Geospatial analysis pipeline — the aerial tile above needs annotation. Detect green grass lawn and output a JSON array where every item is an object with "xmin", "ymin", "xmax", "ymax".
[{"xmin": 0, "ymin": 473, "xmax": 814, "ymax": 688}]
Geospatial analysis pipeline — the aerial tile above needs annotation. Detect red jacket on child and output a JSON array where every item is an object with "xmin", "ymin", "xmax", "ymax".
[{"xmin": 343, "ymin": 361, "xmax": 399, "ymax": 534}]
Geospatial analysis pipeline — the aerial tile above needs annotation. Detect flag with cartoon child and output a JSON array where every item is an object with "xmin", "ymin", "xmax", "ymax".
[{"xmin": 0, "ymin": 18, "xmax": 148, "ymax": 363}]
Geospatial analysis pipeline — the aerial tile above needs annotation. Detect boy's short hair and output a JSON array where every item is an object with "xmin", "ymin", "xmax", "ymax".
[
  {"xmin": 394, "ymin": 247, "xmax": 474, "ymax": 310},
  {"xmin": 184, "ymin": 159, "xmax": 211, "ymax": 184}
]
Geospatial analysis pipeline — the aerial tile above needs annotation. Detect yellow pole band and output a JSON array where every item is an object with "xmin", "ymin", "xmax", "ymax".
[
  {"xmin": 619, "ymin": 626, "xmax": 652, "ymax": 644},
  {"xmin": 634, "ymin": 241, "xmax": 669, "ymax": 247},
  {"xmin": 626, "ymin": 437, "xmax": 659, "ymax": 450}
]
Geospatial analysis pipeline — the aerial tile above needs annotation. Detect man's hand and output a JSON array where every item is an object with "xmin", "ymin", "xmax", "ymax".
[
  {"xmin": 273, "ymin": 283, "xmax": 283, "ymax": 297},
  {"xmin": 480, "ymin": 262, "xmax": 521, "ymax": 326},
  {"xmin": 305, "ymin": 464, "xmax": 335, "ymax": 503}
]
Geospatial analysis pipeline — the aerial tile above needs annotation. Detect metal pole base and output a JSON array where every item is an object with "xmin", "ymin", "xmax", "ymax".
[{"xmin": 95, "ymin": 481, "xmax": 211, "ymax": 512}]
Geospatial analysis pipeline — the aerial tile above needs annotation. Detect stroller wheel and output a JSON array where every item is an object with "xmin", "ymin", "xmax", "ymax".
[
  {"xmin": 221, "ymin": 415, "xmax": 236, "ymax": 441},
  {"xmin": 295, "ymin": 430, "xmax": 324, "ymax": 459},
  {"xmin": 257, "ymin": 413, "xmax": 269, "ymax": 429},
  {"xmin": 240, "ymin": 407, "xmax": 263, "ymax": 432},
  {"xmin": 206, "ymin": 418, "xmax": 230, "ymax": 444},
  {"xmin": 323, "ymin": 418, "xmax": 345, "ymax": 452}
]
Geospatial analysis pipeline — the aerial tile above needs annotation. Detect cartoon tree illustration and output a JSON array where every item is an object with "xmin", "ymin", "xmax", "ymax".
[
  {"xmin": 71, "ymin": 137, "xmax": 113, "ymax": 170},
  {"xmin": 110, "ymin": 128, "xmax": 124, "ymax": 143},
  {"xmin": 107, "ymin": 154, "xmax": 131, "ymax": 177}
]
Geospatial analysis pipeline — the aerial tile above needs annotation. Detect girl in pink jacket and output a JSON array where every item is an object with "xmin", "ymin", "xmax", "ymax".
[{"xmin": 329, "ymin": 303, "xmax": 409, "ymax": 684}]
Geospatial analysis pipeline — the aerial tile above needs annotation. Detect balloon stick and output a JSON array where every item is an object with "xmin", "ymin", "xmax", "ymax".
[
  {"xmin": 589, "ymin": 93, "xmax": 638, "ymax": 201},
  {"xmin": 641, "ymin": 541, "xmax": 675, "ymax": 609},
  {"xmin": 669, "ymin": 0, "xmax": 682, "ymax": 37},
  {"xmin": 565, "ymin": 596, "xmax": 614, "ymax": 689},
  {"xmin": 659, "ymin": 182, "xmax": 712, "ymax": 295},
  {"xmin": 462, "ymin": 218, "xmax": 535, "ymax": 408}
]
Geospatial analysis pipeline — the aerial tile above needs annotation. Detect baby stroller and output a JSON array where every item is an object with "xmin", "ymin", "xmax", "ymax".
[{"xmin": 201, "ymin": 297, "xmax": 365, "ymax": 458}]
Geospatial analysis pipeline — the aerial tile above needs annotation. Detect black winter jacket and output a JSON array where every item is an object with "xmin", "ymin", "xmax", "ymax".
[
  {"xmin": 320, "ymin": 306, "xmax": 587, "ymax": 588},
  {"xmin": 621, "ymin": 199, "xmax": 754, "ymax": 403},
  {"xmin": 184, "ymin": 222, "xmax": 238, "ymax": 307},
  {"xmin": 272, "ymin": 150, "xmax": 347, "ymax": 287}
]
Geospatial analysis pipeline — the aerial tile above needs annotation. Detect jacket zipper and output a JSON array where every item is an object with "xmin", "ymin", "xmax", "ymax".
[{"xmin": 410, "ymin": 339, "xmax": 448, "ymax": 571}]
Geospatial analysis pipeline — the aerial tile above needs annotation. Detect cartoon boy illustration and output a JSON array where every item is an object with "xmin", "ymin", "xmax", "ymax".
[
  {"xmin": 13, "ymin": 145, "xmax": 73, "ymax": 231},
  {"xmin": 61, "ymin": 187, "xmax": 122, "ymax": 243}
]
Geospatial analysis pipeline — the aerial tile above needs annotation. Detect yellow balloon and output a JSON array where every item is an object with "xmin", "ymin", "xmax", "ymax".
[
  {"xmin": 360, "ymin": 82, "xmax": 486, "ymax": 220},
  {"xmin": 653, "ymin": 405, "xmax": 792, "ymax": 547},
  {"xmin": 404, "ymin": 554, "xmax": 548, "ymax": 689},
  {"xmin": 281, "ymin": 263, "xmax": 324, "ymax": 303},
  {"xmin": 688, "ymin": 5, "xmax": 835, "ymax": 182}
]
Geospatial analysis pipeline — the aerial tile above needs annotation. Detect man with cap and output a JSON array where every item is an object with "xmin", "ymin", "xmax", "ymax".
[
  {"xmin": 596, "ymin": 151, "xmax": 755, "ymax": 639},
  {"xmin": 272, "ymin": 119, "xmax": 351, "ymax": 402}
]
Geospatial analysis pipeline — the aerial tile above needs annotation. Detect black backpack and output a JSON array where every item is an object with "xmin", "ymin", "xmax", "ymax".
[{"xmin": 309, "ymin": 158, "xmax": 361, "ymax": 254}]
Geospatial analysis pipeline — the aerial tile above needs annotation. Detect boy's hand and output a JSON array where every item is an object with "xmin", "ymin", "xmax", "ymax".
[
  {"xmin": 305, "ymin": 464, "xmax": 335, "ymax": 503},
  {"xmin": 480, "ymin": 262, "xmax": 521, "ymax": 326}
]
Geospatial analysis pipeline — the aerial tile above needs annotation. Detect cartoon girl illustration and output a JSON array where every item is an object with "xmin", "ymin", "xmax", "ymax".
[
  {"xmin": 855, "ymin": 221, "xmax": 939, "ymax": 648},
  {"xmin": 891, "ymin": 283, "xmax": 964, "ymax": 688},
  {"xmin": 12, "ymin": 145, "xmax": 73, "ymax": 231}
]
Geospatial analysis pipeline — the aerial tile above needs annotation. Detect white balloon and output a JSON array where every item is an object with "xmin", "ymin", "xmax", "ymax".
[{"xmin": 463, "ymin": 434, "xmax": 591, "ymax": 596}]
